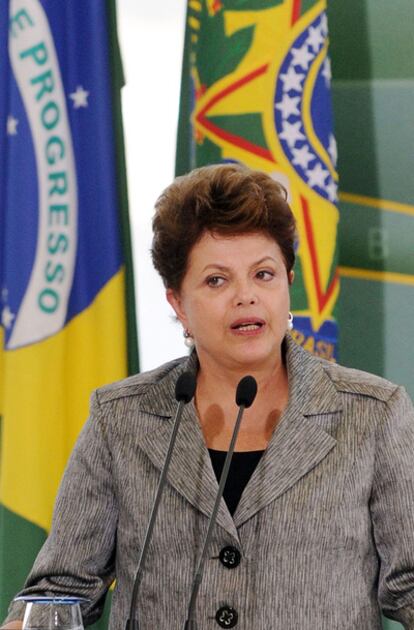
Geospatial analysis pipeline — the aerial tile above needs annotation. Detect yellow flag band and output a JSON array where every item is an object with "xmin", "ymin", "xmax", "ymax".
[{"xmin": 0, "ymin": 269, "xmax": 127, "ymax": 532}]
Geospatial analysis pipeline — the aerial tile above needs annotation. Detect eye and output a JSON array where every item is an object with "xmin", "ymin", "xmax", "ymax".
[
  {"xmin": 256, "ymin": 269, "xmax": 274, "ymax": 281},
  {"xmin": 206, "ymin": 275, "xmax": 225, "ymax": 288}
]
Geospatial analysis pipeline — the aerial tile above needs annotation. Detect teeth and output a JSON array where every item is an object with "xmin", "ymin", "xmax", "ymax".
[{"xmin": 237, "ymin": 323, "xmax": 260, "ymax": 330}]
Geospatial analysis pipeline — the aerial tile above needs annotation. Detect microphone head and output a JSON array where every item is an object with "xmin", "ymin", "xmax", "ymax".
[
  {"xmin": 175, "ymin": 371, "xmax": 196, "ymax": 403},
  {"xmin": 235, "ymin": 375, "xmax": 257, "ymax": 408}
]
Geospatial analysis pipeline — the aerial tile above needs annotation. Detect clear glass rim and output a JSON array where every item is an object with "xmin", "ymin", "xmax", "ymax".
[{"xmin": 14, "ymin": 596, "xmax": 89, "ymax": 605}]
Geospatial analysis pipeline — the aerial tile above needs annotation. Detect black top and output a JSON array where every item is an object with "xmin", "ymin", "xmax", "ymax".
[{"xmin": 208, "ymin": 449, "xmax": 264, "ymax": 516}]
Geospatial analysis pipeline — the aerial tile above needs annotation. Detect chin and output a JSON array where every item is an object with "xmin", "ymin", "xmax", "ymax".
[{"xmin": 229, "ymin": 346, "xmax": 275, "ymax": 370}]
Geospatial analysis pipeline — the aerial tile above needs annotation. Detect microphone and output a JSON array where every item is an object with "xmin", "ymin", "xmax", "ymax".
[
  {"xmin": 183, "ymin": 375, "xmax": 258, "ymax": 630},
  {"xmin": 235, "ymin": 375, "xmax": 258, "ymax": 408},
  {"xmin": 126, "ymin": 371, "xmax": 196, "ymax": 630}
]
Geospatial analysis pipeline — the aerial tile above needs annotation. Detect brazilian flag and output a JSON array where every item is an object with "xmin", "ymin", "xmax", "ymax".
[
  {"xmin": 176, "ymin": 0, "xmax": 340, "ymax": 360},
  {"xmin": 0, "ymin": 0, "xmax": 138, "ymax": 625}
]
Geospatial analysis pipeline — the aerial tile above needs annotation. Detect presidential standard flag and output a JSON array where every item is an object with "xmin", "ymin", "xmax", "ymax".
[
  {"xmin": 176, "ymin": 0, "xmax": 339, "ymax": 359},
  {"xmin": 0, "ymin": 0, "xmax": 138, "ymax": 620}
]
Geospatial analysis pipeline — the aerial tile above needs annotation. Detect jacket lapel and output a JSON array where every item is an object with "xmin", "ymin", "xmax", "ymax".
[
  {"xmin": 234, "ymin": 338, "xmax": 342, "ymax": 527},
  {"xmin": 134, "ymin": 339, "xmax": 342, "ymax": 536},
  {"xmin": 135, "ymin": 356, "xmax": 239, "ymax": 542}
]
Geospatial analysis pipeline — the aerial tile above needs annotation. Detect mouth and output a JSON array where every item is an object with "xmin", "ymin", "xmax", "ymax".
[{"xmin": 230, "ymin": 318, "xmax": 265, "ymax": 333}]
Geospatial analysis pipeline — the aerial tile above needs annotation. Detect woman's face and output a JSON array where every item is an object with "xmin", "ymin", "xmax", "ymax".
[{"xmin": 167, "ymin": 231, "xmax": 293, "ymax": 372}]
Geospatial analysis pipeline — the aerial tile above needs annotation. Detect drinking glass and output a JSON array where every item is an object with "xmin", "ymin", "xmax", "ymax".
[{"xmin": 14, "ymin": 596, "xmax": 86, "ymax": 630}]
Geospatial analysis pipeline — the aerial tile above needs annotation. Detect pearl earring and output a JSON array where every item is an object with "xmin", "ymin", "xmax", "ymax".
[
  {"xmin": 183, "ymin": 329, "xmax": 195, "ymax": 348},
  {"xmin": 287, "ymin": 312, "xmax": 294, "ymax": 331}
]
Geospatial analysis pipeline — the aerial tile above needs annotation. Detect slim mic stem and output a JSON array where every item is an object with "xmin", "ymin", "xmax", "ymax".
[
  {"xmin": 127, "ymin": 398, "xmax": 187, "ymax": 630},
  {"xmin": 183, "ymin": 404, "xmax": 246, "ymax": 629}
]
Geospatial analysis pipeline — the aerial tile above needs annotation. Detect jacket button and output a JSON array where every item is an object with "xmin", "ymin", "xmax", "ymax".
[
  {"xmin": 215, "ymin": 605, "xmax": 238, "ymax": 628},
  {"xmin": 219, "ymin": 546, "xmax": 241, "ymax": 569}
]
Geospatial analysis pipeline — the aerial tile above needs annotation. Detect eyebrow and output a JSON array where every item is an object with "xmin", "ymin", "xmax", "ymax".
[{"xmin": 202, "ymin": 256, "xmax": 277, "ymax": 273}]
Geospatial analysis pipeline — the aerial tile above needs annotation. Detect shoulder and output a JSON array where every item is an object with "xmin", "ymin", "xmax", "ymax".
[
  {"xmin": 93, "ymin": 355, "xmax": 190, "ymax": 406},
  {"xmin": 287, "ymin": 335, "xmax": 400, "ymax": 405},
  {"xmin": 306, "ymin": 352, "xmax": 414, "ymax": 430},
  {"xmin": 321, "ymin": 359, "xmax": 399, "ymax": 403}
]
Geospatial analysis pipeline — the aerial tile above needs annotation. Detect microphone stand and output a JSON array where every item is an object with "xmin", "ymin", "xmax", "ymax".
[{"xmin": 126, "ymin": 373, "xmax": 195, "ymax": 630}]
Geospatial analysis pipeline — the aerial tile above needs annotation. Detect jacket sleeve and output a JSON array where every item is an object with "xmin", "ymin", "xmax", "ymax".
[
  {"xmin": 370, "ymin": 386, "xmax": 414, "ymax": 628},
  {"xmin": 3, "ymin": 391, "xmax": 118, "ymax": 627}
]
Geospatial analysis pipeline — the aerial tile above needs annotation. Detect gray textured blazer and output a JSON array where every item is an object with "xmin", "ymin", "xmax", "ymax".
[{"xmin": 6, "ymin": 337, "xmax": 414, "ymax": 629}]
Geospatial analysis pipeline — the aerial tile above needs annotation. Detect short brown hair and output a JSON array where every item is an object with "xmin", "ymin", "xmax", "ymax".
[{"xmin": 151, "ymin": 163, "xmax": 296, "ymax": 291}]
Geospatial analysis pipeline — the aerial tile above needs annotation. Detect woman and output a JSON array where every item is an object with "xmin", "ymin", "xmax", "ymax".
[{"xmin": 3, "ymin": 164, "xmax": 414, "ymax": 629}]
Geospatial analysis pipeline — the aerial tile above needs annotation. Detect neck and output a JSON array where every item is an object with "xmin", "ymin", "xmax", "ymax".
[
  {"xmin": 197, "ymin": 352, "xmax": 287, "ymax": 395},
  {"xmin": 195, "ymin": 347, "xmax": 288, "ymax": 407},
  {"xmin": 194, "ymin": 348, "xmax": 289, "ymax": 451}
]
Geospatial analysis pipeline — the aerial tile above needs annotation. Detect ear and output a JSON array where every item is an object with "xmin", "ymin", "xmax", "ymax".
[
  {"xmin": 288, "ymin": 270, "xmax": 295, "ymax": 285},
  {"xmin": 166, "ymin": 288, "xmax": 188, "ymax": 329}
]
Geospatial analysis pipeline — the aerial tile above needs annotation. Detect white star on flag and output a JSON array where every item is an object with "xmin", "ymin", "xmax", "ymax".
[
  {"xmin": 279, "ymin": 66, "xmax": 305, "ymax": 93},
  {"xmin": 320, "ymin": 13, "xmax": 328, "ymax": 37},
  {"xmin": 321, "ymin": 58, "xmax": 332, "ymax": 85},
  {"xmin": 291, "ymin": 43, "xmax": 314, "ymax": 71},
  {"xmin": 69, "ymin": 85, "xmax": 90, "ymax": 108},
  {"xmin": 2, "ymin": 287, "xmax": 9, "ymax": 302},
  {"xmin": 307, "ymin": 25, "xmax": 325, "ymax": 53},
  {"xmin": 326, "ymin": 179, "xmax": 338, "ymax": 202},
  {"xmin": 328, "ymin": 134, "xmax": 338, "ymax": 166},
  {"xmin": 279, "ymin": 120, "xmax": 306, "ymax": 148},
  {"xmin": 2, "ymin": 305, "xmax": 15, "ymax": 329},
  {"xmin": 7, "ymin": 115, "xmax": 18, "ymax": 135},
  {"xmin": 306, "ymin": 163, "xmax": 329, "ymax": 188},
  {"xmin": 275, "ymin": 94, "xmax": 301, "ymax": 119},
  {"xmin": 292, "ymin": 145, "xmax": 315, "ymax": 170}
]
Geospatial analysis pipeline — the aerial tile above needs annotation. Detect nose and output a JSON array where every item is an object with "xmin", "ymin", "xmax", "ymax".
[{"xmin": 233, "ymin": 280, "xmax": 258, "ymax": 307}]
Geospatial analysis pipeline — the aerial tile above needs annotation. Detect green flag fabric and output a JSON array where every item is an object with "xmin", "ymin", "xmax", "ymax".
[{"xmin": 329, "ymin": 0, "xmax": 414, "ymax": 401}]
